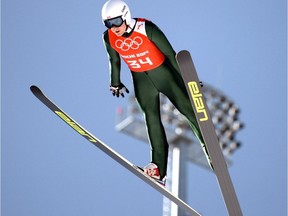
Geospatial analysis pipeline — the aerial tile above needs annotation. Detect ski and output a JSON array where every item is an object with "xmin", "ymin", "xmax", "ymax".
[
  {"xmin": 30, "ymin": 85, "xmax": 201, "ymax": 216},
  {"xmin": 176, "ymin": 50, "xmax": 243, "ymax": 216}
]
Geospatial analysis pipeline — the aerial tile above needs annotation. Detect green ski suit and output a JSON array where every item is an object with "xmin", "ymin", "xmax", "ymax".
[{"xmin": 103, "ymin": 18, "xmax": 206, "ymax": 178}]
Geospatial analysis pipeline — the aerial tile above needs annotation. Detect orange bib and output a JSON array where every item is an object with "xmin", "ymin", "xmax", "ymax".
[{"xmin": 108, "ymin": 19, "xmax": 165, "ymax": 72}]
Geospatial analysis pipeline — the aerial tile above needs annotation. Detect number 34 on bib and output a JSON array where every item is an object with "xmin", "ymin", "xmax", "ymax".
[{"xmin": 127, "ymin": 57, "xmax": 153, "ymax": 70}]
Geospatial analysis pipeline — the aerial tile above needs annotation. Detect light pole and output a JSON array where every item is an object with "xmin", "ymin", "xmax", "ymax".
[{"xmin": 115, "ymin": 83, "xmax": 243, "ymax": 216}]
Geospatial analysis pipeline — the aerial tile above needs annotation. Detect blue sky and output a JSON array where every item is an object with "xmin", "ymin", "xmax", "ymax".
[{"xmin": 2, "ymin": 0, "xmax": 287, "ymax": 216}]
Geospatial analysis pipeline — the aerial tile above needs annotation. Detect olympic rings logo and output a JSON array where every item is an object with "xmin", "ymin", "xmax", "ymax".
[{"xmin": 115, "ymin": 36, "xmax": 143, "ymax": 51}]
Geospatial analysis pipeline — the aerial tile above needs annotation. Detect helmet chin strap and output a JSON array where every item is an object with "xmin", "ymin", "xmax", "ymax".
[{"xmin": 125, "ymin": 18, "xmax": 136, "ymax": 33}]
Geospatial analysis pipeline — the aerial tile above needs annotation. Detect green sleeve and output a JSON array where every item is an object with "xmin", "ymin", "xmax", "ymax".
[
  {"xmin": 145, "ymin": 21, "xmax": 180, "ymax": 73},
  {"xmin": 102, "ymin": 31, "xmax": 122, "ymax": 86}
]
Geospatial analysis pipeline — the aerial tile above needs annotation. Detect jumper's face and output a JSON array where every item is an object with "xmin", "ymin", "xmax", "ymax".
[{"xmin": 111, "ymin": 22, "xmax": 127, "ymax": 36}]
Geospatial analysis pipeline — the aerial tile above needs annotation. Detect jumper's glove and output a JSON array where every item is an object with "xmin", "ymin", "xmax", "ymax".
[
  {"xmin": 109, "ymin": 83, "xmax": 129, "ymax": 98},
  {"xmin": 200, "ymin": 81, "xmax": 203, "ymax": 87}
]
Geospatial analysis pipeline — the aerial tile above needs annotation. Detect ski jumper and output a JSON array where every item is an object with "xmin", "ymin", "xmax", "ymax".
[{"xmin": 103, "ymin": 18, "xmax": 206, "ymax": 178}]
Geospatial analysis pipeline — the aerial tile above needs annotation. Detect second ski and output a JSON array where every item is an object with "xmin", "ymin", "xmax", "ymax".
[
  {"xmin": 30, "ymin": 85, "xmax": 201, "ymax": 216},
  {"xmin": 176, "ymin": 50, "xmax": 242, "ymax": 216}
]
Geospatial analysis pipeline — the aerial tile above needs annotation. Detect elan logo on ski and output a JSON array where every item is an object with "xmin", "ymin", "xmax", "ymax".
[
  {"xmin": 55, "ymin": 111, "xmax": 97, "ymax": 143},
  {"xmin": 188, "ymin": 81, "xmax": 208, "ymax": 122}
]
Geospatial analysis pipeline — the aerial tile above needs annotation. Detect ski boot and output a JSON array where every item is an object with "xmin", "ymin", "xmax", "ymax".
[{"xmin": 143, "ymin": 163, "xmax": 166, "ymax": 186}]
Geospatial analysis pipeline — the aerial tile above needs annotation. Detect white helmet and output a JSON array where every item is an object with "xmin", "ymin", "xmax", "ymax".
[{"xmin": 101, "ymin": 0, "xmax": 132, "ymax": 26}]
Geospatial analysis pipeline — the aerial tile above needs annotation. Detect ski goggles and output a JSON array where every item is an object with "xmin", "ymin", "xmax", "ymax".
[{"xmin": 104, "ymin": 16, "xmax": 124, "ymax": 29}]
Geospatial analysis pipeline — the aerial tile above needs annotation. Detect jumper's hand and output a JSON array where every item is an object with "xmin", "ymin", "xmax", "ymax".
[{"xmin": 110, "ymin": 83, "xmax": 129, "ymax": 97}]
